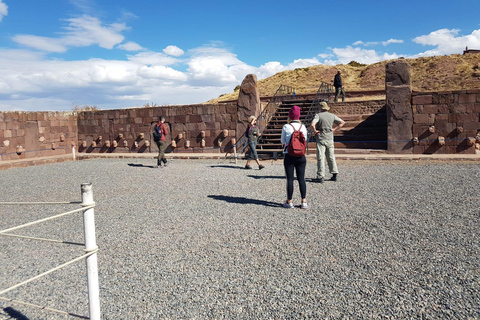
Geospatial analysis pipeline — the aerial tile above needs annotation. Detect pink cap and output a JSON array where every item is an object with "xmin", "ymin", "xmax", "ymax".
[{"xmin": 288, "ymin": 105, "xmax": 301, "ymax": 120}]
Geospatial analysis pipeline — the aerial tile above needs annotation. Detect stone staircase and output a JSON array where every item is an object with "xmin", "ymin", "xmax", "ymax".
[{"xmin": 256, "ymin": 99, "xmax": 387, "ymax": 158}]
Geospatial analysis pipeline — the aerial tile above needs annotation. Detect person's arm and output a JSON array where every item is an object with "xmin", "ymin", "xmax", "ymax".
[
  {"xmin": 310, "ymin": 114, "xmax": 319, "ymax": 135},
  {"xmin": 333, "ymin": 118, "xmax": 345, "ymax": 132},
  {"xmin": 280, "ymin": 124, "xmax": 289, "ymax": 145}
]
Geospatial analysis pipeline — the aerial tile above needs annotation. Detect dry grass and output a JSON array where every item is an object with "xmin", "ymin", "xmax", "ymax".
[{"xmin": 206, "ymin": 53, "xmax": 480, "ymax": 103}]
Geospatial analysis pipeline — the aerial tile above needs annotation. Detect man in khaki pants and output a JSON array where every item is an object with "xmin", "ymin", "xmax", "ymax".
[{"xmin": 310, "ymin": 102, "xmax": 345, "ymax": 183}]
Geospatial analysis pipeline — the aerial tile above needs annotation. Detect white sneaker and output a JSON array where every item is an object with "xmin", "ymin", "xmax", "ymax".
[
  {"xmin": 301, "ymin": 202, "xmax": 308, "ymax": 209},
  {"xmin": 283, "ymin": 201, "xmax": 294, "ymax": 209}
]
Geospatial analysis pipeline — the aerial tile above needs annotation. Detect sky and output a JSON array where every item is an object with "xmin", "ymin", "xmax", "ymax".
[{"xmin": 0, "ymin": 0, "xmax": 480, "ymax": 112}]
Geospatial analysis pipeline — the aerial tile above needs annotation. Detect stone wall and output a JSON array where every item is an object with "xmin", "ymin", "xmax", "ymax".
[
  {"xmin": 385, "ymin": 59, "xmax": 480, "ymax": 154},
  {"xmin": 0, "ymin": 111, "xmax": 77, "ymax": 161},
  {"xmin": 411, "ymin": 90, "xmax": 480, "ymax": 154},
  {"xmin": 77, "ymin": 103, "xmax": 238, "ymax": 154}
]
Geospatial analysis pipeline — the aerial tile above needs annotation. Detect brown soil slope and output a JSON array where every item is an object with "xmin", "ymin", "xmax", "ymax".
[{"xmin": 207, "ymin": 53, "xmax": 480, "ymax": 103}]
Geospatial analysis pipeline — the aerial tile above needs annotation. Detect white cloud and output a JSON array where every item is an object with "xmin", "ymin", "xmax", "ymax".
[
  {"xmin": 12, "ymin": 35, "xmax": 67, "ymax": 53},
  {"xmin": 61, "ymin": 15, "xmax": 127, "ymax": 49},
  {"xmin": 163, "ymin": 45, "xmax": 185, "ymax": 57},
  {"xmin": 137, "ymin": 65, "xmax": 188, "ymax": 81},
  {"xmin": 382, "ymin": 39, "xmax": 403, "ymax": 46},
  {"xmin": 118, "ymin": 41, "xmax": 144, "ymax": 51},
  {"xmin": 12, "ymin": 15, "xmax": 127, "ymax": 52},
  {"xmin": 187, "ymin": 47, "xmax": 246, "ymax": 85},
  {"xmin": 413, "ymin": 28, "xmax": 480, "ymax": 56},
  {"xmin": 127, "ymin": 51, "xmax": 178, "ymax": 66},
  {"xmin": 321, "ymin": 46, "xmax": 400, "ymax": 65},
  {"xmin": 0, "ymin": 0, "xmax": 8, "ymax": 22}
]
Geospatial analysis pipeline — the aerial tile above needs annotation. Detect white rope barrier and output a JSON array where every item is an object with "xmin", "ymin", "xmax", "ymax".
[
  {"xmin": 0, "ymin": 204, "xmax": 94, "ymax": 234},
  {"xmin": 0, "ymin": 183, "xmax": 101, "ymax": 320},
  {"xmin": 0, "ymin": 201, "xmax": 82, "ymax": 205},
  {"xmin": 0, "ymin": 249, "xmax": 98, "ymax": 296},
  {"xmin": 0, "ymin": 232, "xmax": 84, "ymax": 246}
]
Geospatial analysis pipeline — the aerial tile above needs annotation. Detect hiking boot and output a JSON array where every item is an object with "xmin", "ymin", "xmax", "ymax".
[
  {"xmin": 259, "ymin": 165, "xmax": 265, "ymax": 170},
  {"xmin": 313, "ymin": 177, "xmax": 324, "ymax": 183},
  {"xmin": 330, "ymin": 174, "xmax": 337, "ymax": 182},
  {"xmin": 245, "ymin": 165, "xmax": 252, "ymax": 170},
  {"xmin": 283, "ymin": 201, "xmax": 294, "ymax": 209}
]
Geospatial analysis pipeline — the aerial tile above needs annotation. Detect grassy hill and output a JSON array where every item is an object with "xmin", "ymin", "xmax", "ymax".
[{"xmin": 207, "ymin": 53, "xmax": 480, "ymax": 103}]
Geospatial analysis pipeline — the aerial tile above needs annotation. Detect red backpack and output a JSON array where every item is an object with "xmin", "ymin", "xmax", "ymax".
[{"xmin": 287, "ymin": 124, "xmax": 306, "ymax": 157}]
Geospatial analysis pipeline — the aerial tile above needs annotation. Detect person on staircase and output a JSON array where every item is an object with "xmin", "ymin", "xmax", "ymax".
[
  {"xmin": 281, "ymin": 105, "xmax": 308, "ymax": 209},
  {"xmin": 310, "ymin": 102, "xmax": 345, "ymax": 183},
  {"xmin": 245, "ymin": 115, "xmax": 265, "ymax": 170},
  {"xmin": 333, "ymin": 70, "xmax": 346, "ymax": 103}
]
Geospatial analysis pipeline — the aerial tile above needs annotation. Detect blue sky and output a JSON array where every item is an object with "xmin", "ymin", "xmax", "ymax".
[{"xmin": 0, "ymin": 0, "xmax": 480, "ymax": 111}]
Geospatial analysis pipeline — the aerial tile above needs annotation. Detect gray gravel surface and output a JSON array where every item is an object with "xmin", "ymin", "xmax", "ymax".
[{"xmin": 0, "ymin": 158, "xmax": 479, "ymax": 319}]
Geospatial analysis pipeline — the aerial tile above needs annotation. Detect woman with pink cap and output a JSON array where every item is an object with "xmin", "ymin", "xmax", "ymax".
[{"xmin": 280, "ymin": 105, "xmax": 308, "ymax": 209}]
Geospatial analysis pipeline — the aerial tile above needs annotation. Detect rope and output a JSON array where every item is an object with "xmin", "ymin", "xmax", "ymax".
[
  {"xmin": 0, "ymin": 204, "xmax": 94, "ymax": 234},
  {"xmin": 0, "ymin": 297, "xmax": 89, "ymax": 319},
  {"xmin": 0, "ymin": 201, "xmax": 82, "ymax": 205},
  {"xmin": 0, "ymin": 232, "xmax": 84, "ymax": 246},
  {"xmin": 0, "ymin": 249, "xmax": 98, "ymax": 296}
]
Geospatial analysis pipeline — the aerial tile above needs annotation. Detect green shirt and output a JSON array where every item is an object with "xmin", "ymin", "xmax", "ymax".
[{"xmin": 311, "ymin": 111, "xmax": 343, "ymax": 141}]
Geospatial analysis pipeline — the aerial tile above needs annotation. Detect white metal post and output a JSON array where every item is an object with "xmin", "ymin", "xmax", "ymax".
[{"xmin": 81, "ymin": 183, "xmax": 101, "ymax": 320}]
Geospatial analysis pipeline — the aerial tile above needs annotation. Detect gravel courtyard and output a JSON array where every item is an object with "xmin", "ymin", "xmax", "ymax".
[{"xmin": 0, "ymin": 158, "xmax": 479, "ymax": 319}]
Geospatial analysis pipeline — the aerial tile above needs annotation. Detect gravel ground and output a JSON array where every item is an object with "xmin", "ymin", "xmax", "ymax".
[{"xmin": 0, "ymin": 158, "xmax": 479, "ymax": 319}]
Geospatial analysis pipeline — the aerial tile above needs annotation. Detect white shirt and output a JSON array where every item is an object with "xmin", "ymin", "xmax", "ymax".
[{"xmin": 281, "ymin": 121, "xmax": 308, "ymax": 154}]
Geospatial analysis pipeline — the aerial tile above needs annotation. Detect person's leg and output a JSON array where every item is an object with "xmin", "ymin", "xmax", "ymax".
[
  {"xmin": 245, "ymin": 140, "xmax": 256, "ymax": 168},
  {"xmin": 316, "ymin": 140, "xmax": 326, "ymax": 179},
  {"xmin": 295, "ymin": 156, "xmax": 307, "ymax": 200},
  {"xmin": 334, "ymin": 87, "xmax": 339, "ymax": 102},
  {"xmin": 159, "ymin": 141, "xmax": 167, "ymax": 165},
  {"xmin": 156, "ymin": 141, "xmax": 162, "ymax": 166},
  {"xmin": 341, "ymin": 88, "xmax": 346, "ymax": 102},
  {"xmin": 283, "ymin": 155, "xmax": 295, "ymax": 203},
  {"xmin": 325, "ymin": 140, "xmax": 338, "ymax": 181}
]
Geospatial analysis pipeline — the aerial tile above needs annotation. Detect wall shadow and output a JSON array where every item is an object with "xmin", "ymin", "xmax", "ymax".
[{"xmin": 333, "ymin": 105, "xmax": 387, "ymax": 149}]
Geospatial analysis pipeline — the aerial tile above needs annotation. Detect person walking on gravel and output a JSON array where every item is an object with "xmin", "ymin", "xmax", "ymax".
[
  {"xmin": 244, "ymin": 115, "xmax": 265, "ymax": 170},
  {"xmin": 310, "ymin": 102, "xmax": 345, "ymax": 183},
  {"xmin": 153, "ymin": 116, "xmax": 169, "ymax": 168},
  {"xmin": 281, "ymin": 105, "xmax": 308, "ymax": 209}
]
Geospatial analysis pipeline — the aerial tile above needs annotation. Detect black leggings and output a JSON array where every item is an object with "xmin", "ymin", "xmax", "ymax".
[{"xmin": 283, "ymin": 154, "xmax": 307, "ymax": 200}]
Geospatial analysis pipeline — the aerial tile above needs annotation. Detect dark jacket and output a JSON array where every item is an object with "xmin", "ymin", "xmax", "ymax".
[{"xmin": 334, "ymin": 73, "xmax": 342, "ymax": 88}]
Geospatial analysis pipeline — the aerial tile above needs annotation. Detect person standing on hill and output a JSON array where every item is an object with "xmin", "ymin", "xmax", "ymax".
[
  {"xmin": 333, "ymin": 70, "xmax": 346, "ymax": 102},
  {"xmin": 153, "ymin": 116, "xmax": 169, "ymax": 168},
  {"xmin": 310, "ymin": 102, "xmax": 345, "ymax": 183}
]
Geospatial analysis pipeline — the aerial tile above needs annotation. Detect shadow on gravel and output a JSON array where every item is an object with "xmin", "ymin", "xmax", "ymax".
[
  {"xmin": 127, "ymin": 163, "xmax": 157, "ymax": 169},
  {"xmin": 209, "ymin": 165, "xmax": 246, "ymax": 170},
  {"xmin": 247, "ymin": 175, "xmax": 284, "ymax": 180},
  {"xmin": 2, "ymin": 307, "xmax": 30, "ymax": 320},
  {"xmin": 208, "ymin": 195, "xmax": 281, "ymax": 207}
]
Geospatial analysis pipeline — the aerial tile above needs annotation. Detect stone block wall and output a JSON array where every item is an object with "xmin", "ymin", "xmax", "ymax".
[
  {"xmin": 411, "ymin": 90, "xmax": 480, "ymax": 154},
  {"xmin": 76, "ymin": 103, "xmax": 238, "ymax": 154},
  {"xmin": 0, "ymin": 111, "xmax": 77, "ymax": 161}
]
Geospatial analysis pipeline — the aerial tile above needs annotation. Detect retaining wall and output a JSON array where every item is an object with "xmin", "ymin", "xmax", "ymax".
[
  {"xmin": 76, "ymin": 103, "xmax": 238, "ymax": 154},
  {"xmin": 411, "ymin": 90, "xmax": 480, "ymax": 154},
  {"xmin": 0, "ymin": 112, "xmax": 77, "ymax": 161}
]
